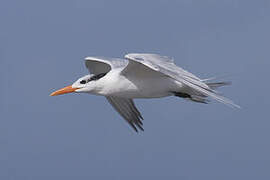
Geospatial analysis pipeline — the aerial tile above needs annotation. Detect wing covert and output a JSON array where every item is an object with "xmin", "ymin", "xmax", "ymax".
[
  {"xmin": 85, "ymin": 57, "xmax": 127, "ymax": 75},
  {"xmin": 124, "ymin": 53, "xmax": 240, "ymax": 108}
]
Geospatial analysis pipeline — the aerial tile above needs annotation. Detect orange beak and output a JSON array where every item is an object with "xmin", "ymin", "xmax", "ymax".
[{"xmin": 50, "ymin": 85, "xmax": 79, "ymax": 96}]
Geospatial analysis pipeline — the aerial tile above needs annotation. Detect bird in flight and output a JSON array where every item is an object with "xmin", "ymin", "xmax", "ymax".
[{"xmin": 50, "ymin": 53, "xmax": 239, "ymax": 132}]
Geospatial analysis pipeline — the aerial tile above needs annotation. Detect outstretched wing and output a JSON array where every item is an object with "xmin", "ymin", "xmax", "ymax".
[
  {"xmin": 85, "ymin": 57, "xmax": 128, "ymax": 75},
  {"xmin": 106, "ymin": 96, "xmax": 144, "ymax": 132},
  {"xmin": 124, "ymin": 53, "xmax": 240, "ymax": 108}
]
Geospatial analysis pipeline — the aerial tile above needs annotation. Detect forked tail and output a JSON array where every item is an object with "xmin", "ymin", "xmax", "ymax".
[
  {"xmin": 174, "ymin": 80, "xmax": 240, "ymax": 108},
  {"xmin": 206, "ymin": 81, "xmax": 231, "ymax": 90}
]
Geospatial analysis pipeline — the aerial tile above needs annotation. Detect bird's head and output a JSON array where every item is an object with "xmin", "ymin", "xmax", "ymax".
[{"xmin": 50, "ymin": 74, "xmax": 104, "ymax": 96}]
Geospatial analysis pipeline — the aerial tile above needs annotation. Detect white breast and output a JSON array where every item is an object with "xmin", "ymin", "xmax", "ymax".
[{"xmin": 98, "ymin": 69, "xmax": 181, "ymax": 98}]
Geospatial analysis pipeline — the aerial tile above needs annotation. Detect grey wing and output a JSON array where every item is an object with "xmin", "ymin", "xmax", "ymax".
[
  {"xmin": 85, "ymin": 57, "xmax": 128, "ymax": 75},
  {"xmin": 124, "ymin": 53, "xmax": 240, "ymax": 108},
  {"xmin": 106, "ymin": 96, "xmax": 144, "ymax": 132}
]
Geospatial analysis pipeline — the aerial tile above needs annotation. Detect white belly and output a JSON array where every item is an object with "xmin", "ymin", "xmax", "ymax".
[{"xmin": 100, "ymin": 73, "xmax": 182, "ymax": 98}]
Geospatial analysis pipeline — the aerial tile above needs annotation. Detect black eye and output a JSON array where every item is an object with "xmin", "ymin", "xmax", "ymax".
[{"xmin": 80, "ymin": 80, "xmax": 86, "ymax": 84}]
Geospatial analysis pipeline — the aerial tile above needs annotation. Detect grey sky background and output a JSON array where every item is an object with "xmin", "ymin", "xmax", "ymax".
[{"xmin": 1, "ymin": 0, "xmax": 270, "ymax": 179}]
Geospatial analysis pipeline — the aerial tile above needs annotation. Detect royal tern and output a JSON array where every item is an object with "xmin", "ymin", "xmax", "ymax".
[{"xmin": 50, "ymin": 53, "xmax": 239, "ymax": 132}]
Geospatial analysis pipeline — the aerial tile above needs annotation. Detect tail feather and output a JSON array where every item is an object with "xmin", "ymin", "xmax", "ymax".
[
  {"xmin": 190, "ymin": 95, "xmax": 210, "ymax": 104},
  {"xmin": 174, "ymin": 80, "xmax": 240, "ymax": 108},
  {"xmin": 206, "ymin": 81, "xmax": 231, "ymax": 89},
  {"xmin": 190, "ymin": 81, "xmax": 231, "ymax": 104}
]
